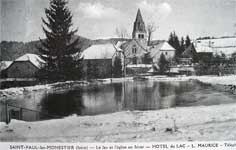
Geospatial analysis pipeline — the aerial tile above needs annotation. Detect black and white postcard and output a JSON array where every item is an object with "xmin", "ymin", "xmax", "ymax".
[{"xmin": 1, "ymin": 0, "xmax": 236, "ymax": 149}]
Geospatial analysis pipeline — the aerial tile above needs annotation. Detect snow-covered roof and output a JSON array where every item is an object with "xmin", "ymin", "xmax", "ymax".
[
  {"xmin": 116, "ymin": 41, "xmax": 126, "ymax": 48},
  {"xmin": 0, "ymin": 61, "xmax": 12, "ymax": 71},
  {"xmin": 150, "ymin": 41, "xmax": 175, "ymax": 57},
  {"xmin": 194, "ymin": 44, "xmax": 214, "ymax": 53},
  {"xmin": 159, "ymin": 42, "xmax": 176, "ymax": 51},
  {"xmin": 82, "ymin": 43, "xmax": 117, "ymax": 59},
  {"xmin": 194, "ymin": 37, "xmax": 236, "ymax": 56},
  {"xmin": 15, "ymin": 53, "xmax": 45, "ymax": 69}
]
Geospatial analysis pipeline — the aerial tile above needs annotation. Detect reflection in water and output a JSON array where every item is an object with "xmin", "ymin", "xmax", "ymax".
[
  {"xmin": 2, "ymin": 80, "xmax": 236, "ymax": 122},
  {"xmin": 40, "ymin": 90, "xmax": 84, "ymax": 118},
  {"xmin": 39, "ymin": 80, "xmax": 206, "ymax": 118}
]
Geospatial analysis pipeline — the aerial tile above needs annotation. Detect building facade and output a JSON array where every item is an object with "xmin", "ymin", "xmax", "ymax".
[
  {"xmin": 82, "ymin": 43, "xmax": 121, "ymax": 79},
  {"xmin": 119, "ymin": 9, "xmax": 176, "ymax": 67}
]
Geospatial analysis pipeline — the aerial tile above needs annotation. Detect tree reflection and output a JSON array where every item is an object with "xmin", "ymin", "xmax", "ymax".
[{"xmin": 40, "ymin": 90, "xmax": 84, "ymax": 119}]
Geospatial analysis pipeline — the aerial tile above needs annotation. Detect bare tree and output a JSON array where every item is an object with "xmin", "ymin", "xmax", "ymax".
[
  {"xmin": 147, "ymin": 22, "xmax": 157, "ymax": 45},
  {"xmin": 115, "ymin": 27, "xmax": 129, "ymax": 39}
]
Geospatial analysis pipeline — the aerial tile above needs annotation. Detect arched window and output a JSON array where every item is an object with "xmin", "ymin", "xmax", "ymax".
[{"xmin": 132, "ymin": 45, "xmax": 137, "ymax": 54}]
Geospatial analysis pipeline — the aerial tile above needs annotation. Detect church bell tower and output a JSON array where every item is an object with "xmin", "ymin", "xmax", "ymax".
[{"xmin": 132, "ymin": 9, "xmax": 147, "ymax": 40}]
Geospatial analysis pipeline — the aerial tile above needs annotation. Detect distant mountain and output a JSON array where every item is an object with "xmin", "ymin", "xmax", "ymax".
[{"xmin": 0, "ymin": 36, "xmax": 128, "ymax": 61}]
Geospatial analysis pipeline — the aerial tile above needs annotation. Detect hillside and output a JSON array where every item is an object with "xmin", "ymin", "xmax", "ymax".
[
  {"xmin": 0, "ymin": 36, "xmax": 92, "ymax": 61},
  {"xmin": 0, "ymin": 37, "xmax": 128, "ymax": 61}
]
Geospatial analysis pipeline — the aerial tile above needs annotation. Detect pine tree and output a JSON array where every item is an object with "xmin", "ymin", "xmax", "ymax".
[
  {"xmin": 173, "ymin": 33, "xmax": 180, "ymax": 50},
  {"xmin": 168, "ymin": 32, "xmax": 180, "ymax": 51},
  {"xmin": 185, "ymin": 35, "xmax": 191, "ymax": 48},
  {"xmin": 168, "ymin": 32, "xmax": 174, "ymax": 48},
  {"xmin": 180, "ymin": 37, "xmax": 185, "ymax": 53},
  {"xmin": 38, "ymin": 0, "xmax": 83, "ymax": 81},
  {"xmin": 158, "ymin": 53, "xmax": 169, "ymax": 73},
  {"xmin": 168, "ymin": 32, "xmax": 182, "ymax": 60},
  {"xmin": 113, "ymin": 56, "xmax": 122, "ymax": 78}
]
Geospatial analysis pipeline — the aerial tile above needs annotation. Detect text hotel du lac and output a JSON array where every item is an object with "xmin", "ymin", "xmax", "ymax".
[{"xmin": 1, "ymin": 142, "xmax": 236, "ymax": 150}]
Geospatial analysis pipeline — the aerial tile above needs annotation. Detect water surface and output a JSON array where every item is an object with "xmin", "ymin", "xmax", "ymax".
[{"xmin": 1, "ymin": 80, "xmax": 236, "ymax": 122}]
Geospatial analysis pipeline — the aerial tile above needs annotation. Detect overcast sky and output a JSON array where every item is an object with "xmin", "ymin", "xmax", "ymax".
[{"xmin": 1, "ymin": 0, "xmax": 236, "ymax": 42}]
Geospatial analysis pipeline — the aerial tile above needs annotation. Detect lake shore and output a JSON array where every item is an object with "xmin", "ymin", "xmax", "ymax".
[
  {"xmin": 0, "ymin": 75, "xmax": 236, "ymax": 142},
  {"xmin": 1, "ymin": 75, "xmax": 236, "ymax": 98}
]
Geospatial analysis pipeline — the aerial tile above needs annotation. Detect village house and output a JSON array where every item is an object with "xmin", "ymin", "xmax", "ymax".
[
  {"xmin": 4, "ymin": 53, "xmax": 45, "ymax": 78},
  {"xmin": 149, "ymin": 41, "xmax": 176, "ymax": 64},
  {"xmin": 0, "ymin": 61, "xmax": 12, "ymax": 78},
  {"xmin": 182, "ymin": 37, "xmax": 236, "ymax": 63},
  {"xmin": 82, "ymin": 43, "xmax": 121, "ymax": 79},
  {"xmin": 181, "ymin": 43, "xmax": 198, "ymax": 64}
]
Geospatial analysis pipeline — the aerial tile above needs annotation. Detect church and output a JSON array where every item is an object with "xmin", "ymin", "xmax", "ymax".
[{"xmin": 118, "ymin": 9, "xmax": 176, "ymax": 66}]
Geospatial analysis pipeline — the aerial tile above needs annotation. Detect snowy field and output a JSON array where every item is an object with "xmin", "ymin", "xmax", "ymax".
[{"xmin": 0, "ymin": 75, "xmax": 236, "ymax": 142}]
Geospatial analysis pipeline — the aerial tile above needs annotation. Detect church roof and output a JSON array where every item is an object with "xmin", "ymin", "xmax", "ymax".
[
  {"xmin": 135, "ymin": 9, "xmax": 144, "ymax": 23},
  {"xmin": 132, "ymin": 9, "xmax": 146, "ymax": 35},
  {"xmin": 148, "ymin": 40, "xmax": 165, "ymax": 46},
  {"xmin": 120, "ymin": 39, "xmax": 147, "ymax": 52}
]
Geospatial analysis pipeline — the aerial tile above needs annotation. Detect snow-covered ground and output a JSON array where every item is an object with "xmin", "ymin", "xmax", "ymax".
[
  {"xmin": 1, "ymin": 103, "xmax": 236, "ymax": 142},
  {"xmin": 0, "ymin": 80, "xmax": 89, "ymax": 99},
  {"xmin": 0, "ymin": 75, "xmax": 236, "ymax": 142},
  {"xmin": 187, "ymin": 75, "xmax": 236, "ymax": 86}
]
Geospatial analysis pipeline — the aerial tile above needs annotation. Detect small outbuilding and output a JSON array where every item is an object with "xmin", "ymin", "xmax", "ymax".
[{"xmin": 5, "ymin": 54, "xmax": 45, "ymax": 78}]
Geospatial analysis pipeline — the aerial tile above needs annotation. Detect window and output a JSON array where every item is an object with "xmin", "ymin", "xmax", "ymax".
[
  {"xmin": 132, "ymin": 45, "xmax": 137, "ymax": 54},
  {"xmin": 138, "ymin": 34, "xmax": 144, "ymax": 39}
]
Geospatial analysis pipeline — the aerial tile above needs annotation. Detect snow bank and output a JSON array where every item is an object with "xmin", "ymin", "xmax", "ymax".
[
  {"xmin": 0, "ymin": 80, "xmax": 89, "ymax": 98},
  {"xmin": 187, "ymin": 75, "xmax": 236, "ymax": 86}
]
